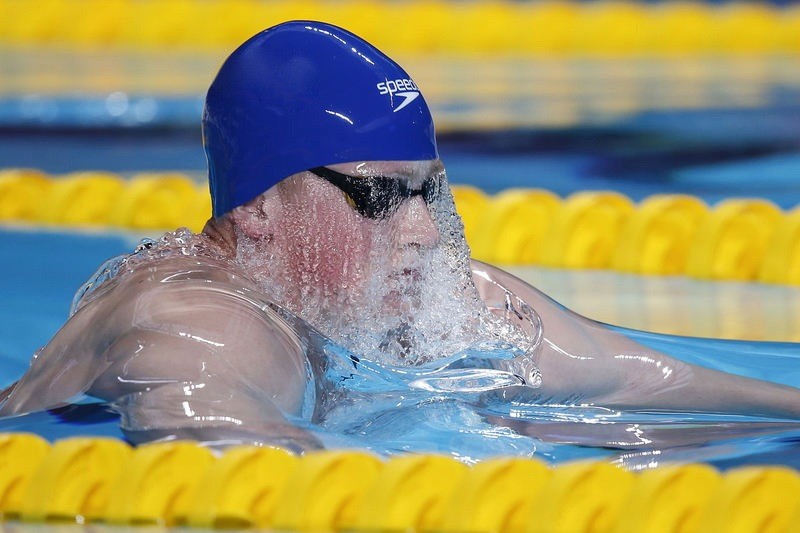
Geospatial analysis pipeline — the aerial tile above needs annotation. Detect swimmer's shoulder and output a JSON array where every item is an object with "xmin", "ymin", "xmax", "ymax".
[
  {"xmin": 87, "ymin": 227, "xmax": 260, "ymax": 298},
  {"xmin": 86, "ymin": 253, "xmax": 262, "ymax": 317},
  {"xmin": 71, "ymin": 231, "xmax": 267, "ymax": 336},
  {"xmin": 125, "ymin": 252, "xmax": 258, "ymax": 289}
]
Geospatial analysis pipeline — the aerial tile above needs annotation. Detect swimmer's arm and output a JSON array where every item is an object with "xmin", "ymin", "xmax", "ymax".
[
  {"xmin": 580, "ymin": 350, "xmax": 800, "ymax": 419},
  {"xmin": 0, "ymin": 296, "xmax": 115, "ymax": 416},
  {"xmin": 531, "ymin": 296, "xmax": 800, "ymax": 418},
  {"xmin": 472, "ymin": 261, "xmax": 800, "ymax": 418},
  {"xmin": 518, "ymin": 287, "xmax": 800, "ymax": 417},
  {"xmin": 114, "ymin": 379, "xmax": 319, "ymax": 452}
]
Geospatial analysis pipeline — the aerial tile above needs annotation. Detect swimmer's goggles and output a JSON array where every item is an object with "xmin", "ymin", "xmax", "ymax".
[{"xmin": 309, "ymin": 167, "xmax": 440, "ymax": 220}]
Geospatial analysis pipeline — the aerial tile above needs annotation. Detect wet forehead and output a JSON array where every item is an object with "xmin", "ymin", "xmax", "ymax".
[{"xmin": 327, "ymin": 160, "xmax": 443, "ymax": 185}]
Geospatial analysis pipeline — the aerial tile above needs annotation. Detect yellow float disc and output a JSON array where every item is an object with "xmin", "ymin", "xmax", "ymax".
[
  {"xmin": 540, "ymin": 191, "xmax": 635, "ymax": 269},
  {"xmin": 450, "ymin": 185, "xmax": 491, "ymax": 255},
  {"xmin": 105, "ymin": 441, "xmax": 215, "ymax": 526},
  {"xmin": 611, "ymin": 194, "xmax": 709, "ymax": 275},
  {"xmin": 759, "ymin": 208, "xmax": 800, "ymax": 285},
  {"xmin": 572, "ymin": 1, "xmax": 650, "ymax": 57},
  {"xmin": 390, "ymin": 0, "xmax": 449, "ymax": 55},
  {"xmin": 526, "ymin": 460, "xmax": 635, "ymax": 533},
  {"xmin": 442, "ymin": 457, "xmax": 551, "ymax": 533},
  {"xmin": 687, "ymin": 198, "xmax": 782, "ymax": 281},
  {"xmin": 187, "ymin": 446, "xmax": 298, "ymax": 529},
  {"xmin": 525, "ymin": 2, "xmax": 580, "ymax": 55},
  {"xmin": 5, "ymin": 0, "xmax": 64, "ymax": 45},
  {"xmin": 699, "ymin": 466, "xmax": 800, "ymax": 532},
  {"xmin": 119, "ymin": 0, "xmax": 193, "ymax": 48},
  {"xmin": 650, "ymin": 1, "xmax": 715, "ymax": 55},
  {"xmin": 111, "ymin": 172, "xmax": 200, "ymax": 230},
  {"xmin": 271, "ymin": 450, "xmax": 382, "ymax": 532},
  {"xmin": 187, "ymin": 187, "xmax": 212, "ymax": 233},
  {"xmin": 778, "ymin": 5, "xmax": 800, "ymax": 54},
  {"xmin": 59, "ymin": 0, "xmax": 127, "ymax": 47},
  {"xmin": 0, "ymin": 169, "xmax": 53, "ymax": 221},
  {"xmin": 0, "ymin": 0, "xmax": 796, "ymax": 55},
  {"xmin": 451, "ymin": 1, "xmax": 516, "ymax": 55},
  {"xmin": 358, "ymin": 454, "xmax": 468, "ymax": 532},
  {"xmin": 43, "ymin": 171, "xmax": 126, "ymax": 226},
  {"xmin": 322, "ymin": 1, "xmax": 385, "ymax": 49},
  {"xmin": 713, "ymin": 3, "xmax": 781, "ymax": 54},
  {"xmin": 615, "ymin": 463, "xmax": 721, "ymax": 533},
  {"xmin": 479, "ymin": 188, "xmax": 561, "ymax": 265},
  {"xmin": 21, "ymin": 437, "xmax": 132, "ymax": 523},
  {"xmin": 223, "ymin": 0, "xmax": 271, "ymax": 47},
  {"xmin": 0, "ymin": 433, "xmax": 51, "ymax": 519}
]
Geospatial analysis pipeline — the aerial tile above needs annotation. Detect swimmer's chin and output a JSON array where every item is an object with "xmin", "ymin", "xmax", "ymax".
[
  {"xmin": 397, "ymin": 268, "xmax": 422, "ymax": 282},
  {"xmin": 378, "ymin": 298, "xmax": 422, "ymax": 326},
  {"xmin": 381, "ymin": 272, "xmax": 423, "ymax": 314}
]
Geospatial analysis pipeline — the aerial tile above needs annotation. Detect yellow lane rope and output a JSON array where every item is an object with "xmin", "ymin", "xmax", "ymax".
[
  {"xmin": 0, "ymin": 0, "xmax": 798, "ymax": 56},
  {"xmin": 1, "ymin": 168, "xmax": 798, "ymax": 284},
  {"xmin": 0, "ymin": 433, "xmax": 798, "ymax": 532}
]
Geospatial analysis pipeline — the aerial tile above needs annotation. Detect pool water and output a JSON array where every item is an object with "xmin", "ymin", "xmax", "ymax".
[
  {"xmin": 2, "ymin": 48, "xmax": 800, "ymax": 471},
  {"xmin": 305, "ymin": 329, "xmax": 800, "ymax": 470},
  {"xmin": 3, "ymin": 227, "xmax": 800, "ymax": 471}
]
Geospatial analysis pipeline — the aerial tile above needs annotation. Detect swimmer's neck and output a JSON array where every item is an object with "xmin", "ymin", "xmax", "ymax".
[{"xmin": 201, "ymin": 216, "xmax": 238, "ymax": 260}]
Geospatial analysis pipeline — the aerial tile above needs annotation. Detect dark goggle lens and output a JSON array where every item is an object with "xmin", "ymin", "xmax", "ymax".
[{"xmin": 309, "ymin": 167, "xmax": 440, "ymax": 220}]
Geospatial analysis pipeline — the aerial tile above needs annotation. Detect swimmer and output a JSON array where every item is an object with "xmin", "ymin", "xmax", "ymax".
[{"xmin": 1, "ymin": 21, "xmax": 799, "ymax": 453}]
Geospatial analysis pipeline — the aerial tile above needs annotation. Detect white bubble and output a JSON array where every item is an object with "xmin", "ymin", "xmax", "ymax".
[{"xmin": 105, "ymin": 91, "xmax": 129, "ymax": 117}]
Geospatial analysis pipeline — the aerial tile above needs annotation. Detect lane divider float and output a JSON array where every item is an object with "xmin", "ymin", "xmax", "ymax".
[
  {"xmin": 1, "ymin": 433, "xmax": 800, "ymax": 532},
  {"xmin": 0, "ymin": 0, "xmax": 798, "ymax": 56},
  {"xmin": 2, "ymin": 168, "xmax": 799, "ymax": 285}
]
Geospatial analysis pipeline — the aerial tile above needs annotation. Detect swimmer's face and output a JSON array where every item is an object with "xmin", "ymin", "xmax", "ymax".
[{"xmin": 270, "ymin": 160, "xmax": 444, "ymax": 312}]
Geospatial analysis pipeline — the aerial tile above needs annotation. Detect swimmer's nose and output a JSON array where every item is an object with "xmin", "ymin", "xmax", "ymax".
[{"xmin": 393, "ymin": 196, "xmax": 440, "ymax": 249}]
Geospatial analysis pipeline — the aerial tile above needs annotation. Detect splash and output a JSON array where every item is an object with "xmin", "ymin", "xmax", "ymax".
[
  {"xmin": 70, "ymin": 228, "xmax": 211, "ymax": 315},
  {"xmin": 72, "ymin": 166, "xmax": 542, "ymax": 386},
  {"xmin": 234, "ymin": 166, "xmax": 542, "ymax": 377}
]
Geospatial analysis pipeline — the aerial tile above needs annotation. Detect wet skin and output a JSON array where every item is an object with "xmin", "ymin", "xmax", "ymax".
[{"xmin": 1, "ymin": 160, "xmax": 799, "ymax": 450}]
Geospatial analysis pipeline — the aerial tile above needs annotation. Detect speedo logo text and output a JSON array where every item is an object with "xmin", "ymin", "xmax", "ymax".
[{"xmin": 376, "ymin": 78, "xmax": 420, "ymax": 113}]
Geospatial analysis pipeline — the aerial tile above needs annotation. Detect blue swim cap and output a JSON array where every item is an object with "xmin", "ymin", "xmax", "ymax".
[{"xmin": 204, "ymin": 21, "xmax": 439, "ymax": 217}]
